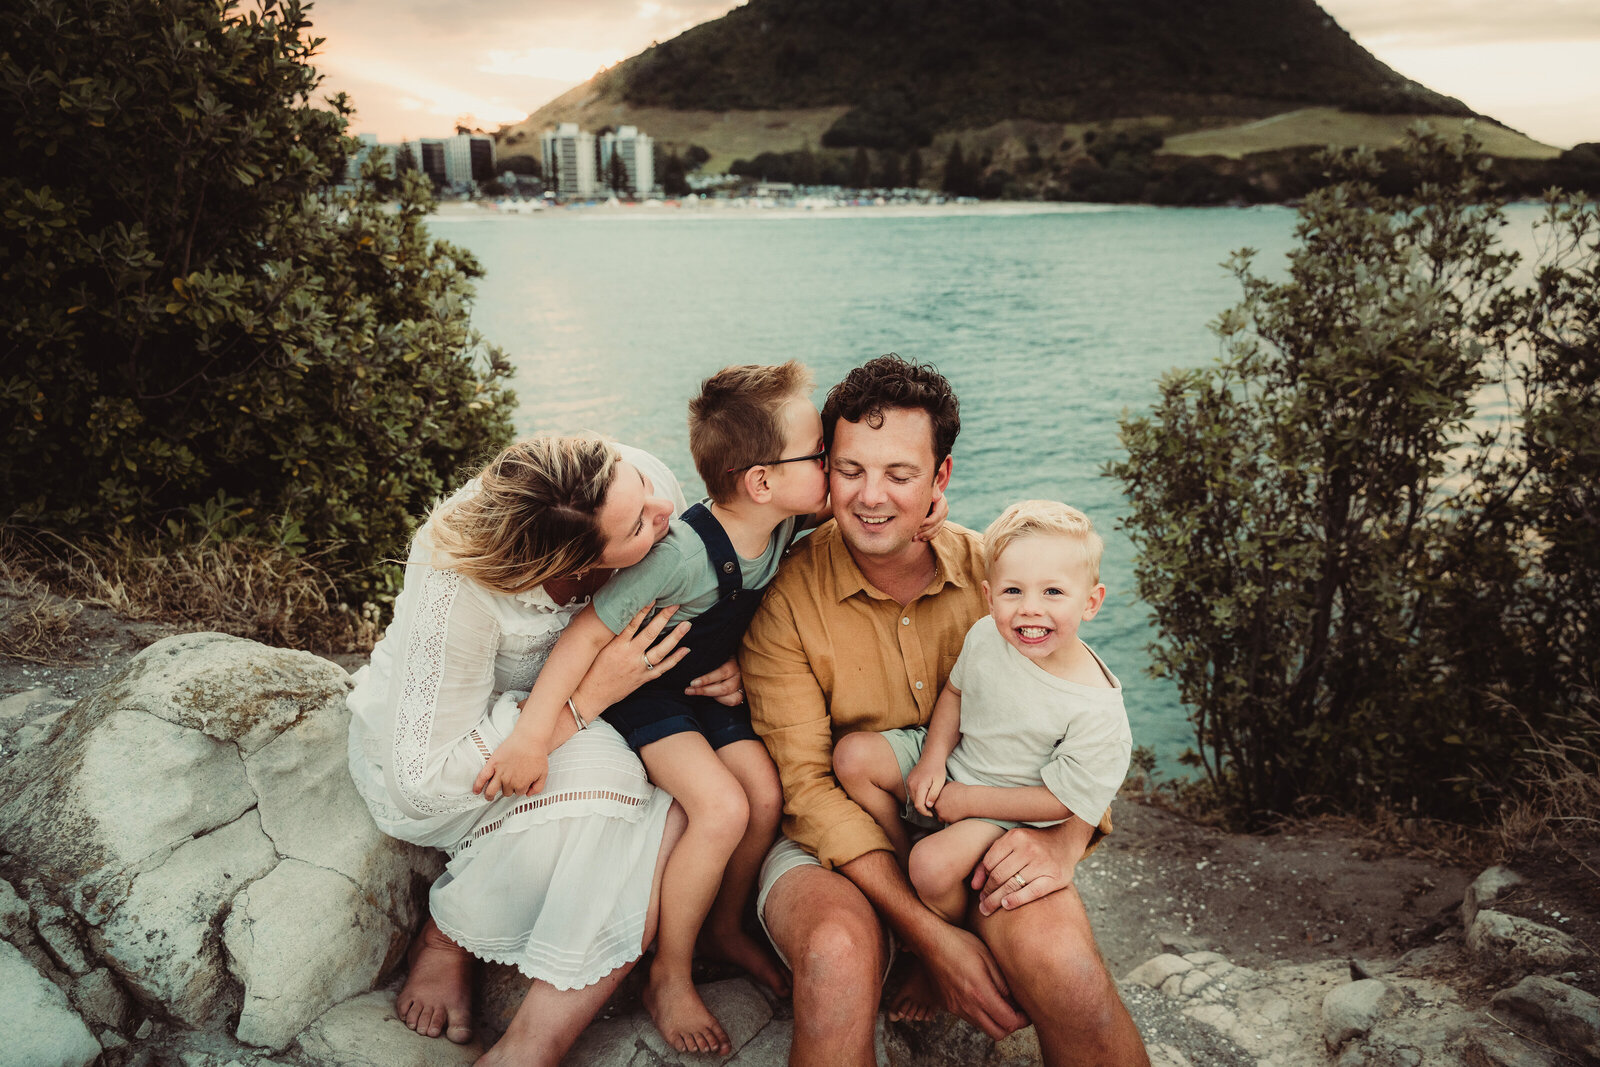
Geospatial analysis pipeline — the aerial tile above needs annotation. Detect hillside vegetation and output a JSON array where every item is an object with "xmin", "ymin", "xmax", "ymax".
[{"xmin": 595, "ymin": 0, "xmax": 1471, "ymax": 149}]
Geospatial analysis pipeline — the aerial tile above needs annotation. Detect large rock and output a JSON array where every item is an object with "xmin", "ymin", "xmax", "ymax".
[
  {"xmin": 226, "ymin": 859, "xmax": 407, "ymax": 1049},
  {"xmin": 0, "ymin": 938, "xmax": 102, "ymax": 1067},
  {"xmin": 1491, "ymin": 976, "xmax": 1600, "ymax": 1062},
  {"xmin": 1467, "ymin": 910, "xmax": 1591, "ymax": 973},
  {"xmin": 0, "ymin": 633, "xmax": 442, "ymax": 1050}
]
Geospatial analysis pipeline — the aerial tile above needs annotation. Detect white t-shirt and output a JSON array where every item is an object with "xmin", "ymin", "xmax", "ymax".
[{"xmin": 945, "ymin": 617, "xmax": 1132, "ymax": 826}]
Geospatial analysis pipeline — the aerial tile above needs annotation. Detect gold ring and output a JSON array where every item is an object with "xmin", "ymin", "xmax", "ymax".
[{"xmin": 1010, "ymin": 873, "xmax": 1027, "ymax": 889}]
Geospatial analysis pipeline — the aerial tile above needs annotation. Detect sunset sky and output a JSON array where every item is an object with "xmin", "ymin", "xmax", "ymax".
[{"xmin": 308, "ymin": 0, "xmax": 1600, "ymax": 150}]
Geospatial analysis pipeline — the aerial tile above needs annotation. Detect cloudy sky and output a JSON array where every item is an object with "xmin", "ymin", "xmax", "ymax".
[{"xmin": 309, "ymin": 0, "xmax": 1600, "ymax": 149}]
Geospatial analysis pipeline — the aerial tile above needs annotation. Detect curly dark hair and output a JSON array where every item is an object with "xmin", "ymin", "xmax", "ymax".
[{"xmin": 821, "ymin": 354, "xmax": 960, "ymax": 465}]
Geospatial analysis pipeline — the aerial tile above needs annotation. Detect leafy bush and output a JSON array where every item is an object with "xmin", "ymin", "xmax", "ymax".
[
  {"xmin": 1, "ymin": 0, "xmax": 515, "ymax": 603},
  {"xmin": 1111, "ymin": 129, "xmax": 1598, "ymax": 827}
]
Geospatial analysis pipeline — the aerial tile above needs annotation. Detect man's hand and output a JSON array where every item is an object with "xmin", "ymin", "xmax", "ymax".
[
  {"xmin": 920, "ymin": 923, "xmax": 1029, "ymax": 1039},
  {"xmin": 472, "ymin": 732, "xmax": 549, "ymax": 802},
  {"xmin": 906, "ymin": 758, "xmax": 948, "ymax": 817},
  {"xmin": 970, "ymin": 822, "xmax": 1088, "ymax": 916}
]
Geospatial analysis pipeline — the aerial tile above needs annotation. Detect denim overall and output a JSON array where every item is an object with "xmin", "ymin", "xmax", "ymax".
[{"xmin": 603, "ymin": 503, "xmax": 768, "ymax": 752}]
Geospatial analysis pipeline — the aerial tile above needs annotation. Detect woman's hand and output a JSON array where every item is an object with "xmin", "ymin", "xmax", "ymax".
[
  {"xmin": 570, "ymin": 602, "xmax": 691, "ymax": 717},
  {"xmin": 473, "ymin": 731, "xmax": 550, "ymax": 802},
  {"xmin": 684, "ymin": 656, "xmax": 745, "ymax": 707},
  {"xmin": 906, "ymin": 758, "xmax": 948, "ymax": 817},
  {"xmin": 914, "ymin": 491, "xmax": 949, "ymax": 542}
]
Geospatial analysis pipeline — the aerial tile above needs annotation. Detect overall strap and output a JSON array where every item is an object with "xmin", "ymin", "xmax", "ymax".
[{"xmin": 680, "ymin": 503, "xmax": 742, "ymax": 600}]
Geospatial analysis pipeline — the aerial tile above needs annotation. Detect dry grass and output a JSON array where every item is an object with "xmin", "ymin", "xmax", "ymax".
[
  {"xmin": 1495, "ymin": 693, "xmax": 1600, "ymax": 863},
  {"xmin": 1, "ymin": 526, "xmax": 378, "ymax": 654},
  {"xmin": 0, "ymin": 565, "xmax": 85, "ymax": 665}
]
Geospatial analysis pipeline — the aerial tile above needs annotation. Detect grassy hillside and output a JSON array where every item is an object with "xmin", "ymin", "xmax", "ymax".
[{"xmin": 1162, "ymin": 109, "xmax": 1558, "ymax": 161}]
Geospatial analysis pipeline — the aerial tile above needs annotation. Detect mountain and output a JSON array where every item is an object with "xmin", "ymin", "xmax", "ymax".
[
  {"xmin": 497, "ymin": 0, "xmax": 1560, "ymax": 198},
  {"xmin": 601, "ymin": 0, "xmax": 1469, "ymax": 144}
]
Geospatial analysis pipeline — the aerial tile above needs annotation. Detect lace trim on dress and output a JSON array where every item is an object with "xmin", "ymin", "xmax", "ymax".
[
  {"xmin": 431, "ymin": 910, "xmax": 647, "ymax": 991},
  {"xmin": 393, "ymin": 568, "xmax": 489, "ymax": 816},
  {"xmin": 449, "ymin": 789, "xmax": 651, "ymax": 856}
]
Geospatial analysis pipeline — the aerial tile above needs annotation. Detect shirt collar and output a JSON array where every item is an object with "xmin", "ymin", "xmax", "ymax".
[{"xmin": 826, "ymin": 522, "xmax": 977, "ymax": 603}]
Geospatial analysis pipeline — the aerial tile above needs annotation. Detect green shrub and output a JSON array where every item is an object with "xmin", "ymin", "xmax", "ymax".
[
  {"xmin": 1108, "ymin": 129, "xmax": 1587, "ymax": 826},
  {"xmin": 1, "ymin": 0, "xmax": 515, "ymax": 602}
]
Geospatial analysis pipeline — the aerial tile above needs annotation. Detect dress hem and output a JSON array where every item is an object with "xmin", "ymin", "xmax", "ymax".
[{"xmin": 431, "ymin": 914, "xmax": 647, "ymax": 992}]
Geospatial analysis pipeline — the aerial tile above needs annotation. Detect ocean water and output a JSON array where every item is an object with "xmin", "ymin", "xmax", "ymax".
[{"xmin": 431, "ymin": 201, "xmax": 1553, "ymax": 772}]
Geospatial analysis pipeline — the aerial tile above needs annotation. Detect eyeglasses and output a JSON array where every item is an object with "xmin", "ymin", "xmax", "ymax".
[{"xmin": 726, "ymin": 448, "xmax": 828, "ymax": 474}]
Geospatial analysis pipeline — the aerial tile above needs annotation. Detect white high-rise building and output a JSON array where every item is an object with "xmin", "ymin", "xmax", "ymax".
[
  {"xmin": 541, "ymin": 123, "xmax": 598, "ymax": 198},
  {"xmin": 598, "ymin": 125, "xmax": 655, "ymax": 196}
]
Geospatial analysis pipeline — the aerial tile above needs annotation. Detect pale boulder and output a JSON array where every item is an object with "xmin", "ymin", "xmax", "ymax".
[
  {"xmin": 0, "ymin": 632, "xmax": 440, "ymax": 1053},
  {"xmin": 0, "ymin": 938, "xmax": 101, "ymax": 1067},
  {"xmin": 225, "ymin": 858, "xmax": 407, "ymax": 1050},
  {"xmin": 87, "ymin": 810, "xmax": 276, "ymax": 1027}
]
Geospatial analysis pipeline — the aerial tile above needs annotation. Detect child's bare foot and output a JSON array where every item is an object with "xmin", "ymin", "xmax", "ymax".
[
  {"xmin": 700, "ymin": 923, "xmax": 792, "ymax": 998},
  {"xmin": 397, "ymin": 917, "xmax": 475, "ymax": 1043},
  {"xmin": 644, "ymin": 969, "xmax": 731, "ymax": 1055},
  {"xmin": 888, "ymin": 959, "xmax": 940, "ymax": 1023}
]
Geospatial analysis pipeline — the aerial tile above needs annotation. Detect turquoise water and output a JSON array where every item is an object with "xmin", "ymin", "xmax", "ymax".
[{"xmin": 431, "ymin": 201, "xmax": 1552, "ymax": 771}]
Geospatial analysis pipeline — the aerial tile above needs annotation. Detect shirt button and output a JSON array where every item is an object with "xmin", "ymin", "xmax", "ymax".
[
  {"xmin": 901, "ymin": 616, "xmax": 910, "ymax": 625},
  {"xmin": 915, "ymin": 681, "xmax": 924, "ymax": 690}
]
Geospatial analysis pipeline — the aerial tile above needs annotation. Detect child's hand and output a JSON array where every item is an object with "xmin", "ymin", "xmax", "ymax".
[
  {"xmin": 913, "ymin": 491, "xmax": 949, "ymax": 542},
  {"xmin": 931, "ymin": 780, "xmax": 972, "ymax": 823},
  {"xmin": 472, "ymin": 732, "xmax": 549, "ymax": 802},
  {"xmin": 906, "ymin": 759, "xmax": 948, "ymax": 817}
]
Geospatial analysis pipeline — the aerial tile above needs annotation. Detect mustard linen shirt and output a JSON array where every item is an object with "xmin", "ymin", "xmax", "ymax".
[{"xmin": 742, "ymin": 520, "xmax": 1113, "ymax": 869}]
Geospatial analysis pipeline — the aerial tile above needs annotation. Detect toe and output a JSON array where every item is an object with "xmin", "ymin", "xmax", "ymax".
[{"xmin": 446, "ymin": 1021, "xmax": 473, "ymax": 1045}]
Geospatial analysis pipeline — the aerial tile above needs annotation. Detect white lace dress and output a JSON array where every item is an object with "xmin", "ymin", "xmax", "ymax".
[{"xmin": 346, "ymin": 446, "xmax": 682, "ymax": 989}]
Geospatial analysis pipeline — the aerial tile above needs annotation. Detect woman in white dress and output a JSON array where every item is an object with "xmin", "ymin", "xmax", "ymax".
[{"xmin": 347, "ymin": 435, "xmax": 745, "ymax": 1066}]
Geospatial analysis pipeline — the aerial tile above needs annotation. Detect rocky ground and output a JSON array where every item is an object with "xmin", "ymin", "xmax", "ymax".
[{"xmin": 2, "ymin": 581, "xmax": 1597, "ymax": 1066}]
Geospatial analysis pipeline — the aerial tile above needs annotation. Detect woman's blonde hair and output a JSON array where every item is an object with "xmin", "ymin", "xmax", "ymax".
[
  {"xmin": 427, "ymin": 435, "xmax": 621, "ymax": 594},
  {"xmin": 983, "ymin": 500, "xmax": 1104, "ymax": 584}
]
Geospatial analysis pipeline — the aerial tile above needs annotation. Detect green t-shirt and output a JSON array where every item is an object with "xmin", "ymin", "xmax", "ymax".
[{"xmin": 593, "ymin": 509, "xmax": 804, "ymax": 633}]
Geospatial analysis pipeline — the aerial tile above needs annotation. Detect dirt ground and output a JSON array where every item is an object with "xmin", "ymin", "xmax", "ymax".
[{"xmin": 4, "ymin": 578, "xmax": 1597, "ymax": 1011}]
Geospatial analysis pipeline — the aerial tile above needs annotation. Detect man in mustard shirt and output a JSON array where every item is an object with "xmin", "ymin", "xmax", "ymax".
[{"xmin": 742, "ymin": 355, "xmax": 1148, "ymax": 1067}]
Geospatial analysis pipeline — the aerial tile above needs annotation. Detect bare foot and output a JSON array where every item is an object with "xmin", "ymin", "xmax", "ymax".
[
  {"xmin": 644, "ymin": 968, "xmax": 731, "ymax": 1055},
  {"xmin": 397, "ymin": 917, "xmax": 474, "ymax": 1044},
  {"xmin": 700, "ymin": 923, "xmax": 792, "ymax": 998},
  {"xmin": 888, "ymin": 959, "xmax": 940, "ymax": 1023}
]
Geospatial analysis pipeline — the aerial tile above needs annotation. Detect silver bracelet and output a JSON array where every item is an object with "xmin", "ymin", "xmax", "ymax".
[{"xmin": 568, "ymin": 697, "xmax": 587, "ymax": 731}]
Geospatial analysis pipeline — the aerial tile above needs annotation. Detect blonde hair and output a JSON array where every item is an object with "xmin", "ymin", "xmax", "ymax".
[
  {"xmin": 690, "ymin": 361, "xmax": 815, "ymax": 504},
  {"xmin": 983, "ymin": 500, "xmax": 1104, "ymax": 585},
  {"xmin": 427, "ymin": 435, "xmax": 620, "ymax": 594}
]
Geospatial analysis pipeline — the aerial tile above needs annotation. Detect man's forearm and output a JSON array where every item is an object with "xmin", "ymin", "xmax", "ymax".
[{"xmin": 836, "ymin": 849, "xmax": 951, "ymax": 954}]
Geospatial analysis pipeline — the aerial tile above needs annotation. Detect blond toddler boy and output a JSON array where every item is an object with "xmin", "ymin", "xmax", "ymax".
[{"xmin": 835, "ymin": 499, "xmax": 1132, "ymax": 922}]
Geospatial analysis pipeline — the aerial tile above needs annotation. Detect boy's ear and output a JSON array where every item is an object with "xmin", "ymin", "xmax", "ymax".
[
  {"xmin": 1082, "ymin": 583, "xmax": 1107, "ymax": 620},
  {"xmin": 980, "ymin": 578, "xmax": 992, "ymax": 606},
  {"xmin": 741, "ymin": 465, "xmax": 773, "ymax": 504}
]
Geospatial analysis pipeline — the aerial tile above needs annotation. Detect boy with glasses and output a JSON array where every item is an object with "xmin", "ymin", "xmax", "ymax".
[{"xmin": 474, "ymin": 360, "xmax": 828, "ymax": 1054}]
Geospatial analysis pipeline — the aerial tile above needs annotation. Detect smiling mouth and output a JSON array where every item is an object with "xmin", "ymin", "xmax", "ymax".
[
  {"xmin": 857, "ymin": 515, "xmax": 892, "ymax": 527},
  {"xmin": 1017, "ymin": 626, "xmax": 1052, "ymax": 640}
]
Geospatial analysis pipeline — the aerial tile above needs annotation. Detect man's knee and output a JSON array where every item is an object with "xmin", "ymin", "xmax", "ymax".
[{"xmin": 985, "ymin": 886, "xmax": 1113, "ymax": 998}]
